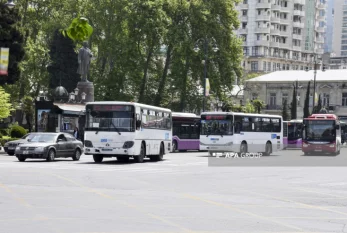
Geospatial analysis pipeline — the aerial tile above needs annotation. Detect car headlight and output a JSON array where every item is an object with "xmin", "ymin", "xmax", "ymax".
[{"xmin": 35, "ymin": 147, "xmax": 46, "ymax": 152}]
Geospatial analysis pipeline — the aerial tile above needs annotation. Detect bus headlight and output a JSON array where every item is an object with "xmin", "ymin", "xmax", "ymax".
[
  {"xmin": 329, "ymin": 144, "xmax": 335, "ymax": 148},
  {"xmin": 84, "ymin": 140, "xmax": 93, "ymax": 148},
  {"xmin": 303, "ymin": 142, "xmax": 308, "ymax": 147},
  {"xmin": 123, "ymin": 141, "xmax": 134, "ymax": 149}
]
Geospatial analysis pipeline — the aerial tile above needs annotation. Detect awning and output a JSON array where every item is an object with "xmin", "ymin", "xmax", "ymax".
[{"xmin": 54, "ymin": 103, "xmax": 86, "ymax": 115}]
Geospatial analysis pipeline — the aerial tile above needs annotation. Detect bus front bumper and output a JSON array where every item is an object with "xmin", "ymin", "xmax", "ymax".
[
  {"xmin": 302, "ymin": 144, "xmax": 336, "ymax": 153},
  {"xmin": 84, "ymin": 147, "xmax": 136, "ymax": 156}
]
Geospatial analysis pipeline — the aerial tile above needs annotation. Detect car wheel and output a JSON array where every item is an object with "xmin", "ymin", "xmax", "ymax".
[
  {"xmin": 72, "ymin": 149, "xmax": 81, "ymax": 161},
  {"xmin": 93, "ymin": 155, "xmax": 103, "ymax": 163},
  {"xmin": 46, "ymin": 149, "xmax": 55, "ymax": 162},
  {"xmin": 17, "ymin": 156, "xmax": 26, "ymax": 162},
  {"xmin": 8, "ymin": 152, "xmax": 14, "ymax": 156},
  {"xmin": 134, "ymin": 143, "xmax": 145, "ymax": 163}
]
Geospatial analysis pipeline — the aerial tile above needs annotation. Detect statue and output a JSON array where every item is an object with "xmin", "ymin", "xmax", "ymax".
[{"xmin": 77, "ymin": 41, "xmax": 93, "ymax": 82}]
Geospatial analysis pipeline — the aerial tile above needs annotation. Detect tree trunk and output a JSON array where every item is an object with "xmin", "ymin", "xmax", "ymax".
[
  {"xmin": 154, "ymin": 45, "xmax": 173, "ymax": 106},
  {"xmin": 179, "ymin": 55, "xmax": 190, "ymax": 111},
  {"xmin": 26, "ymin": 114, "xmax": 32, "ymax": 132},
  {"xmin": 138, "ymin": 47, "xmax": 153, "ymax": 103}
]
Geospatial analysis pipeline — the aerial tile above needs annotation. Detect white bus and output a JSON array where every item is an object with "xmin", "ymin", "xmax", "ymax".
[
  {"xmin": 84, "ymin": 101, "xmax": 172, "ymax": 163},
  {"xmin": 199, "ymin": 112, "xmax": 283, "ymax": 155}
]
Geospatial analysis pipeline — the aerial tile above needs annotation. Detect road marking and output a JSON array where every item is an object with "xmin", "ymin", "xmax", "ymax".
[
  {"xmin": 184, "ymin": 194, "xmax": 304, "ymax": 232},
  {"xmin": 290, "ymin": 187, "xmax": 347, "ymax": 199},
  {"xmin": 0, "ymin": 182, "xmax": 32, "ymax": 208},
  {"xmin": 48, "ymin": 173, "xmax": 193, "ymax": 233}
]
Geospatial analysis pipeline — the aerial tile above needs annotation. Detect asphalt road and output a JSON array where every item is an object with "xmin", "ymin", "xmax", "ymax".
[{"xmin": 1, "ymin": 149, "xmax": 347, "ymax": 233}]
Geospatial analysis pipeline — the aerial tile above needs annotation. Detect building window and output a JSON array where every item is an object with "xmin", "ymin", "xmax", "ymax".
[
  {"xmin": 267, "ymin": 62, "xmax": 271, "ymax": 71},
  {"xmin": 252, "ymin": 93, "xmax": 258, "ymax": 100},
  {"xmin": 342, "ymin": 93, "xmax": 347, "ymax": 106},
  {"xmin": 323, "ymin": 93, "xmax": 330, "ymax": 107},
  {"xmin": 282, "ymin": 93, "xmax": 288, "ymax": 104},
  {"xmin": 263, "ymin": 61, "xmax": 266, "ymax": 71},
  {"xmin": 251, "ymin": 61, "xmax": 258, "ymax": 71},
  {"xmin": 269, "ymin": 93, "xmax": 277, "ymax": 106},
  {"xmin": 243, "ymin": 47, "xmax": 249, "ymax": 55}
]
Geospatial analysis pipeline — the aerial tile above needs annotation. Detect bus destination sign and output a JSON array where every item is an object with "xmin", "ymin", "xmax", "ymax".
[
  {"xmin": 206, "ymin": 115, "xmax": 227, "ymax": 120},
  {"xmin": 306, "ymin": 120, "xmax": 334, "ymax": 125},
  {"xmin": 92, "ymin": 105, "xmax": 131, "ymax": 111}
]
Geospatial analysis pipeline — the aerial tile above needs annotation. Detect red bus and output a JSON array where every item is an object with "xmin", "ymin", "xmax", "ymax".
[{"xmin": 302, "ymin": 114, "xmax": 342, "ymax": 155}]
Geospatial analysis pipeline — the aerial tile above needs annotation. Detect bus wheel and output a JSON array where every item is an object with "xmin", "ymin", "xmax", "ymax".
[
  {"xmin": 134, "ymin": 143, "xmax": 145, "ymax": 163},
  {"xmin": 264, "ymin": 142, "xmax": 272, "ymax": 156},
  {"xmin": 172, "ymin": 141, "xmax": 177, "ymax": 152},
  {"xmin": 93, "ymin": 155, "xmax": 103, "ymax": 163},
  {"xmin": 240, "ymin": 142, "xmax": 247, "ymax": 154},
  {"xmin": 151, "ymin": 143, "xmax": 164, "ymax": 161}
]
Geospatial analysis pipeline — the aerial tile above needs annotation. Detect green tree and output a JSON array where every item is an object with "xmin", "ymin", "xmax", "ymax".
[
  {"xmin": 315, "ymin": 94, "xmax": 322, "ymax": 113},
  {"xmin": 48, "ymin": 29, "xmax": 80, "ymax": 92},
  {"xmin": 244, "ymin": 100, "xmax": 255, "ymax": 113},
  {"xmin": 252, "ymin": 99, "xmax": 264, "ymax": 114},
  {"xmin": 0, "ymin": 5, "xmax": 25, "ymax": 85},
  {"xmin": 291, "ymin": 87, "xmax": 297, "ymax": 119},
  {"xmin": 282, "ymin": 99, "xmax": 289, "ymax": 121},
  {"xmin": 0, "ymin": 87, "xmax": 13, "ymax": 119},
  {"xmin": 22, "ymin": 96, "xmax": 34, "ymax": 132},
  {"xmin": 303, "ymin": 81, "xmax": 311, "ymax": 118}
]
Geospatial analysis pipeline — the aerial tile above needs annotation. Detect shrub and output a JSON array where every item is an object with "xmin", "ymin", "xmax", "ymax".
[
  {"xmin": 10, "ymin": 125, "xmax": 26, "ymax": 138},
  {"xmin": 0, "ymin": 128, "xmax": 8, "ymax": 136},
  {"xmin": 0, "ymin": 138, "xmax": 20, "ymax": 146}
]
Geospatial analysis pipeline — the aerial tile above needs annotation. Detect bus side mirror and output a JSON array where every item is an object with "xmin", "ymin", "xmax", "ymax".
[{"xmin": 136, "ymin": 120, "xmax": 141, "ymax": 128}]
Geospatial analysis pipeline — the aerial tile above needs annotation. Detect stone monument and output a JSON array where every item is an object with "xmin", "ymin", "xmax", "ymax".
[{"xmin": 77, "ymin": 41, "xmax": 94, "ymax": 102}]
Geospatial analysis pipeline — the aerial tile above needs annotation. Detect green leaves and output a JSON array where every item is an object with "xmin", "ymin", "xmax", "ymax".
[
  {"xmin": 0, "ymin": 87, "xmax": 13, "ymax": 119},
  {"xmin": 63, "ymin": 17, "xmax": 93, "ymax": 42}
]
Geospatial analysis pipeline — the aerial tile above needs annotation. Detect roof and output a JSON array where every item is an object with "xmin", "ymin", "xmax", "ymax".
[
  {"xmin": 201, "ymin": 112, "xmax": 282, "ymax": 118},
  {"xmin": 246, "ymin": 70, "xmax": 347, "ymax": 82},
  {"xmin": 85, "ymin": 101, "xmax": 171, "ymax": 112},
  {"xmin": 172, "ymin": 112, "xmax": 199, "ymax": 118},
  {"xmin": 54, "ymin": 103, "xmax": 86, "ymax": 115}
]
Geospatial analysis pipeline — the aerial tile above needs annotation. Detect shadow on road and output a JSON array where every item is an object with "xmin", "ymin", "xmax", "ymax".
[{"xmin": 78, "ymin": 158, "xmax": 168, "ymax": 166}]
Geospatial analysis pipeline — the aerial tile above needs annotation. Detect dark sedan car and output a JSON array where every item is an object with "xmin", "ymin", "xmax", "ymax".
[
  {"xmin": 4, "ymin": 133, "xmax": 37, "ymax": 155},
  {"xmin": 15, "ymin": 133, "xmax": 83, "ymax": 162}
]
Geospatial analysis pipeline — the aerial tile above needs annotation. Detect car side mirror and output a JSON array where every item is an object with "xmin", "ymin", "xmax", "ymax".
[{"xmin": 57, "ymin": 139, "xmax": 63, "ymax": 143}]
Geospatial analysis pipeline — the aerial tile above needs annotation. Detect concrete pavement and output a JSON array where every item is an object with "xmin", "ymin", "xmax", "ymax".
[{"xmin": 0, "ymin": 150, "xmax": 347, "ymax": 232}]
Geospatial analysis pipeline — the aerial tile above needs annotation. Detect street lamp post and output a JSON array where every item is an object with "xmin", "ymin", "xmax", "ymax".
[
  {"xmin": 194, "ymin": 37, "xmax": 218, "ymax": 112},
  {"xmin": 305, "ymin": 54, "xmax": 325, "ymax": 113}
]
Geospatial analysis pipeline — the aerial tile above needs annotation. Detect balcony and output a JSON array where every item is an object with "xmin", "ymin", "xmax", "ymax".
[
  {"xmin": 292, "ymin": 46, "xmax": 302, "ymax": 51},
  {"xmin": 270, "ymin": 28, "xmax": 280, "ymax": 35},
  {"xmin": 280, "ymin": 30, "xmax": 290, "ymax": 37},
  {"xmin": 255, "ymin": 15, "xmax": 270, "ymax": 21},
  {"xmin": 294, "ymin": 0, "xmax": 305, "ymax": 4},
  {"xmin": 280, "ymin": 18, "xmax": 291, "ymax": 25},
  {"xmin": 300, "ymin": 11, "xmax": 305, "ymax": 17},
  {"xmin": 293, "ymin": 10, "xmax": 301, "ymax": 16},
  {"xmin": 316, "ymin": 27, "xmax": 325, "ymax": 33},
  {"xmin": 255, "ymin": 27, "xmax": 270, "ymax": 34},
  {"xmin": 238, "ymin": 4, "xmax": 248, "ymax": 9},
  {"xmin": 256, "ymin": 2, "xmax": 271, "ymax": 9},
  {"xmin": 280, "ymin": 43, "xmax": 291, "ymax": 49},
  {"xmin": 293, "ymin": 22, "xmax": 304, "ymax": 28},
  {"xmin": 315, "ymin": 48, "xmax": 324, "ymax": 54},
  {"xmin": 255, "ymin": 40, "xmax": 270, "ymax": 46},
  {"xmin": 270, "ymin": 41, "xmax": 280, "ymax": 47},
  {"xmin": 240, "ymin": 15, "xmax": 248, "ymax": 21},
  {"xmin": 238, "ymin": 28, "xmax": 248, "ymax": 34},
  {"xmin": 316, "ymin": 3, "xmax": 326, "ymax": 10},
  {"xmin": 317, "ymin": 15, "xmax": 326, "ymax": 21},
  {"xmin": 315, "ymin": 37, "xmax": 324, "ymax": 44},
  {"xmin": 271, "ymin": 4, "xmax": 281, "ymax": 11},
  {"xmin": 281, "ymin": 7, "xmax": 291, "ymax": 13},
  {"xmin": 293, "ymin": 34, "xmax": 302, "ymax": 40},
  {"xmin": 271, "ymin": 17, "xmax": 280, "ymax": 23}
]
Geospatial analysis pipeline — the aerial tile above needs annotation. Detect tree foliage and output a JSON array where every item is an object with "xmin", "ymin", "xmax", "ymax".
[
  {"xmin": 252, "ymin": 99, "xmax": 264, "ymax": 114},
  {"xmin": 62, "ymin": 17, "xmax": 93, "ymax": 42},
  {"xmin": 48, "ymin": 29, "xmax": 80, "ymax": 93},
  {"xmin": 291, "ymin": 87, "xmax": 297, "ymax": 119},
  {"xmin": 0, "ymin": 6, "xmax": 25, "ymax": 85},
  {"xmin": 282, "ymin": 99, "xmax": 289, "ymax": 121},
  {"xmin": 303, "ymin": 81, "xmax": 311, "ymax": 118},
  {"xmin": 0, "ymin": 87, "xmax": 13, "ymax": 119}
]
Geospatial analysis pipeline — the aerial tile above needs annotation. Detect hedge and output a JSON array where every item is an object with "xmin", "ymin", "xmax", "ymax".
[
  {"xmin": 0, "ymin": 138, "xmax": 20, "ymax": 147},
  {"xmin": 10, "ymin": 125, "xmax": 26, "ymax": 138}
]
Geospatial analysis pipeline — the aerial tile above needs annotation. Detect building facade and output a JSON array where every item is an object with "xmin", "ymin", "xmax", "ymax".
[
  {"xmin": 332, "ymin": 0, "xmax": 347, "ymax": 56},
  {"xmin": 244, "ymin": 70, "xmax": 347, "ymax": 118},
  {"xmin": 324, "ymin": 0, "xmax": 334, "ymax": 53},
  {"xmin": 236, "ymin": 0, "xmax": 327, "ymax": 72}
]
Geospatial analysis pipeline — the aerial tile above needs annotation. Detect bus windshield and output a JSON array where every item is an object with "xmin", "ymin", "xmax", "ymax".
[
  {"xmin": 200, "ymin": 115, "xmax": 233, "ymax": 136},
  {"xmin": 85, "ymin": 105, "xmax": 135, "ymax": 132},
  {"xmin": 304, "ymin": 120, "xmax": 335, "ymax": 142},
  {"xmin": 288, "ymin": 123, "xmax": 302, "ymax": 140}
]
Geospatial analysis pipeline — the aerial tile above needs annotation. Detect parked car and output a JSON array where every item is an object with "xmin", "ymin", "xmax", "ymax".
[
  {"xmin": 4, "ymin": 133, "xmax": 37, "ymax": 155},
  {"xmin": 15, "ymin": 133, "xmax": 83, "ymax": 162}
]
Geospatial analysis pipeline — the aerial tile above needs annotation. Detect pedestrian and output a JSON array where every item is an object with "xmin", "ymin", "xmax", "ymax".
[{"xmin": 73, "ymin": 127, "xmax": 79, "ymax": 139}]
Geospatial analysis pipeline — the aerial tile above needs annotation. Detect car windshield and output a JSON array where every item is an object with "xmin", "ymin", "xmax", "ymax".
[
  {"xmin": 29, "ymin": 134, "xmax": 56, "ymax": 143},
  {"xmin": 288, "ymin": 124, "xmax": 302, "ymax": 140},
  {"xmin": 22, "ymin": 134, "xmax": 36, "ymax": 140},
  {"xmin": 304, "ymin": 120, "xmax": 335, "ymax": 141}
]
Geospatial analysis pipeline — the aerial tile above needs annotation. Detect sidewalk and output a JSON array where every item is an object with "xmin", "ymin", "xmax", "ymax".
[{"xmin": 0, "ymin": 146, "xmax": 6, "ymax": 154}]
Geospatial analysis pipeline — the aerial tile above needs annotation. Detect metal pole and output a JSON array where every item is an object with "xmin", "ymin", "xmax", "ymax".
[
  {"xmin": 313, "ymin": 59, "xmax": 317, "ymax": 114},
  {"xmin": 202, "ymin": 37, "xmax": 208, "ymax": 112}
]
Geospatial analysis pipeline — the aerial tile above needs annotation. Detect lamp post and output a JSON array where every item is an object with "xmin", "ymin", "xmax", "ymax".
[
  {"xmin": 193, "ymin": 37, "xmax": 219, "ymax": 112},
  {"xmin": 305, "ymin": 54, "xmax": 325, "ymax": 113}
]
